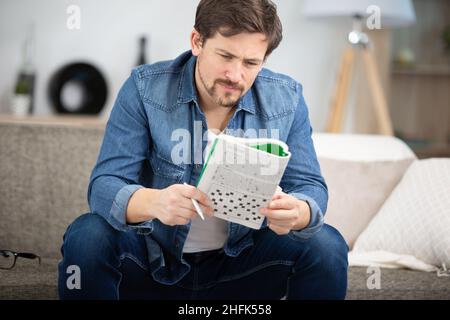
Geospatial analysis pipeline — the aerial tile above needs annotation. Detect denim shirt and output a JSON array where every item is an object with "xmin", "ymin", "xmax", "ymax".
[{"xmin": 87, "ymin": 50, "xmax": 328, "ymax": 285}]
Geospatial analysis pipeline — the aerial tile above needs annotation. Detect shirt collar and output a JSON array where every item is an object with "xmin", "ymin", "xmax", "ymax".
[{"xmin": 177, "ymin": 51, "xmax": 256, "ymax": 115}]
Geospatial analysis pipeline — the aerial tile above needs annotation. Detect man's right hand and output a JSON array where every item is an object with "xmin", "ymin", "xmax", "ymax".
[{"xmin": 126, "ymin": 184, "xmax": 214, "ymax": 226}]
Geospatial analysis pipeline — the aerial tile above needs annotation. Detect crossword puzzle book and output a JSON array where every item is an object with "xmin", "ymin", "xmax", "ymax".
[{"xmin": 196, "ymin": 133, "xmax": 291, "ymax": 229}]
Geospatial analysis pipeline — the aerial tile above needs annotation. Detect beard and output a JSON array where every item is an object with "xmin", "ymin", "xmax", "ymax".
[{"xmin": 197, "ymin": 60, "xmax": 245, "ymax": 108}]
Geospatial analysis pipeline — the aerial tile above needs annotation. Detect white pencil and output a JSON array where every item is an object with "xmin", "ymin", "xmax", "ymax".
[{"xmin": 183, "ymin": 182, "xmax": 205, "ymax": 220}]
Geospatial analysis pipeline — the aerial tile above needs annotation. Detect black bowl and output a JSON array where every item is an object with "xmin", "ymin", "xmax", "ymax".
[{"xmin": 48, "ymin": 62, "xmax": 108, "ymax": 114}]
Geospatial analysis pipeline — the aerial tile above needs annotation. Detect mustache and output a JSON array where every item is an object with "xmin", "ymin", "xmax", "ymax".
[{"xmin": 214, "ymin": 79, "xmax": 244, "ymax": 91}]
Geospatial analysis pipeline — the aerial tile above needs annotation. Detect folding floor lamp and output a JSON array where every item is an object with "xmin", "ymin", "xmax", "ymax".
[{"xmin": 304, "ymin": 0, "xmax": 415, "ymax": 135}]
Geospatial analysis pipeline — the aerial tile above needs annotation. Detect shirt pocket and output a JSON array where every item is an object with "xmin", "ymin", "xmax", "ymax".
[{"xmin": 149, "ymin": 151, "xmax": 186, "ymax": 189}]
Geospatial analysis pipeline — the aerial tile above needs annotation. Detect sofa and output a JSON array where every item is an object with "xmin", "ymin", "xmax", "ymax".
[{"xmin": 0, "ymin": 117, "xmax": 449, "ymax": 300}]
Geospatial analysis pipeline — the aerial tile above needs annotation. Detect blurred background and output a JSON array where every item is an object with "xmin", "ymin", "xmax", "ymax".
[{"xmin": 0, "ymin": 0, "xmax": 449, "ymax": 158}]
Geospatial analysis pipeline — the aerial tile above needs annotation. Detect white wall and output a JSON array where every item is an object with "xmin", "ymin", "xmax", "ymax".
[{"xmin": 0, "ymin": 0, "xmax": 351, "ymax": 130}]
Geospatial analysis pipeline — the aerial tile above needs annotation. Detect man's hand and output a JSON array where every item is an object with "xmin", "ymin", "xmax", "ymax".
[
  {"xmin": 260, "ymin": 191, "xmax": 311, "ymax": 235},
  {"xmin": 153, "ymin": 184, "xmax": 215, "ymax": 226},
  {"xmin": 126, "ymin": 184, "xmax": 214, "ymax": 226}
]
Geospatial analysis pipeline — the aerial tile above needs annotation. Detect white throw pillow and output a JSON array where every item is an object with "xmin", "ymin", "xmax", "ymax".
[
  {"xmin": 312, "ymin": 133, "xmax": 416, "ymax": 248},
  {"xmin": 352, "ymin": 159, "xmax": 450, "ymax": 267}
]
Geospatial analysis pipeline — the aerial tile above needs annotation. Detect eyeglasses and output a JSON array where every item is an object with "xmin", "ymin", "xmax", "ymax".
[{"xmin": 0, "ymin": 250, "xmax": 41, "ymax": 270}]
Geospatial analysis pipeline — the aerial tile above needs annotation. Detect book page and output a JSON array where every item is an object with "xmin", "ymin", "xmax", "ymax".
[{"xmin": 197, "ymin": 134, "xmax": 291, "ymax": 229}]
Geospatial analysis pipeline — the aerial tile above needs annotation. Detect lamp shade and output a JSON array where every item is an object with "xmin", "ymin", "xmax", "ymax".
[{"xmin": 303, "ymin": 0, "xmax": 416, "ymax": 28}]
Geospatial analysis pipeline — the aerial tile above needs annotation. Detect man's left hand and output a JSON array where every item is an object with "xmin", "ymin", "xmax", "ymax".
[{"xmin": 260, "ymin": 192, "xmax": 311, "ymax": 235}]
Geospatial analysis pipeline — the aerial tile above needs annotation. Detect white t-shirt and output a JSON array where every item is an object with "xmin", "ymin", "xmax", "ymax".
[{"xmin": 183, "ymin": 215, "xmax": 228, "ymax": 253}]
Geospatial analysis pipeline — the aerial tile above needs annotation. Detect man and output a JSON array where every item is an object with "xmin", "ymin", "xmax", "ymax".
[{"xmin": 58, "ymin": 0, "xmax": 348, "ymax": 299}]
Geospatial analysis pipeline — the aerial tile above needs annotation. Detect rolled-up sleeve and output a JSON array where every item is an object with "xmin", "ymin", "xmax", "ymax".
[
  {"xmin": 280, "ymin": 83, "xmax": 328, "ymax": 239},
  {"xmin": 87, "ymin": 70, "xmax": 154, "ymax": 234}
]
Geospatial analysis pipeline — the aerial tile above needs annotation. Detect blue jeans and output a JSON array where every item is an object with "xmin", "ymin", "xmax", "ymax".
[{"xmin": 58, "ymin": 213, "xmax": 348, "ymax": 300}]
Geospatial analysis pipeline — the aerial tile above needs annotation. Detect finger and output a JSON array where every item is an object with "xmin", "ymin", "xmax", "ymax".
[
  {"xmin": 179, "ymin": 193, "xmax": 214, "ymax": 216},
  {"xmin": 165, "ymin": 198, "xmax": 197, "ymax": 216},
  {"xmin": 177, "ymin": 197, "xmax": 198, "ymax": 211},
  {"xmin": 267, "ymin": 218, "xmax": 296, "ymax": 229},
  {"xmin": 272, "ymin": 192, "xmax": 284, "ymax": 200},
  {"xmin": 260, "ymin": 208, "xmax": 296, "ymax": 220},
  {"xmin": 268, "ymin": 197, "xmax": 296, "ymax": 210},
  {"xmin": 182, "ymin": 185, "xmax": 212, "ymax": 207},
  {"xmin": 175, "ymin": 207, "xmax": 198, "ymax": 220},
  {"xmin": 176, "ymin": 197, "xmax": 211, "ymax": 214},
  {"xmin": 188, "ymin": 201, "xmax": 214, "ymax": 217},
  {"xmin": 266, "ymin": 213, "xmax": 297, "ymax": 228},
  {"xmin": 199, "ymin": 203, "xmax": 215, "ymax": 216}
]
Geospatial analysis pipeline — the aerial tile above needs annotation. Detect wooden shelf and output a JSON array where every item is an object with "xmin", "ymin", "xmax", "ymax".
[
  {"xmin": 392, "ymin": 64, "xmax": 450, "ymax": 77},
  {"xmin": 389, "ymin": 0, "xmax": 450, "ymax": 159}
]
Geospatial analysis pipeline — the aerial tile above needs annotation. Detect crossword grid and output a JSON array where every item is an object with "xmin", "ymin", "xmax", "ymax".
[{"xmin": 208, "ymin": 183, "xmax": 269, "ymax": 229}]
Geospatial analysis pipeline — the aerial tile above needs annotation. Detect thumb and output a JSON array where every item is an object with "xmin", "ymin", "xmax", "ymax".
[{"xmin": 272, "ymin": 193, "xmax": 283, "ymax": 200}]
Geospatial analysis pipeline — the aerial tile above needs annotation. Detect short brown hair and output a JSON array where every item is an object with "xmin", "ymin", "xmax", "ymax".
[{"xmin": 194, "ymin": 0, "xmax": 283, "ymax": 58}]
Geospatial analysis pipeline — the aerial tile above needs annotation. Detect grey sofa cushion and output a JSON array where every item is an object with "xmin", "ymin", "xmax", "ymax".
[
  {"xmin": 0, "ymin": 122, "xmax": 104, "ymax": 258},
  {"xmin": 1, "ymin": 259, "xmax": 449, "ymax": 300}
]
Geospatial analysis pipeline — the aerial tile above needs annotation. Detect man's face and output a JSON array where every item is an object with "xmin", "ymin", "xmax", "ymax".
[{"xmin": 191, "ymin": 30, "xmax": 268, "ymax": 108}]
